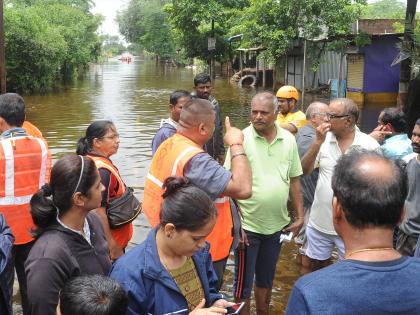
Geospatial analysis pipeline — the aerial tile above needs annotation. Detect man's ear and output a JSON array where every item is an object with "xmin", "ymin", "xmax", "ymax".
[
  {"xmin": 397, "ymin": 206, "xmax": 406, "ymax": 226},
  {"xmin": 332, "ymin": 196, "xmax": 344, "ymax": 225},
  {"xmin": 198, "ymin": 122, "xmax": 206, "ymax": 135}
]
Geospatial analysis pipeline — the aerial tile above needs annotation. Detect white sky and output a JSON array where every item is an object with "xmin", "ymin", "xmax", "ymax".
[{"xmin": 92, "ymin": 0, "xmax": 129, "ymax": 36}]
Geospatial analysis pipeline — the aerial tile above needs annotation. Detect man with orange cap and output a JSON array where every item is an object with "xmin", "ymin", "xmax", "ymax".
[{"xmin": 276, "ymin": 85, "xmax": 306, "ymax": 134}]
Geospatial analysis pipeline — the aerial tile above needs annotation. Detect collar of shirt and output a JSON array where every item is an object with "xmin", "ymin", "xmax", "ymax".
[
  {"xmin": 160, "ymin": 118, "xmax": 178, "ymax": 129},
  {"xmin": 56, "ymin": 215, "xmax": 91, "ymax": 245},
  {"xmin": 328, "ymin": 128, "xmax": 365, "ymax": 146},
  {"xmin": 384, "ymin": 133, "xmax": 410, "ymax": 144},
  {"xmin": 251, "ymin": 122, "xmax": 284, "ymax": 143},
  {"xmin": 1, "ymin": 127, "xmax": 27, "ymax": 138}
]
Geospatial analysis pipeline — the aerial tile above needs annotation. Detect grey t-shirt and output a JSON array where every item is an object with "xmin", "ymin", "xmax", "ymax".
[
  {"xmin": 400, "ymin": 157, "xmax": 420, "ymax": 237},
  {"xmin": 184, "ymin": 153, "xmax": 231, "ymax": 200},
  {"xmin": 296, "ymin": 125, "xmax": 319, "ymax": 208}
]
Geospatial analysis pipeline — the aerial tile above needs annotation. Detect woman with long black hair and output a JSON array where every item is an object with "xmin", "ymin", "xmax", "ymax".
[{"xmin": 25, "ymin": 155, "xmax": 111, "ymax": 315}]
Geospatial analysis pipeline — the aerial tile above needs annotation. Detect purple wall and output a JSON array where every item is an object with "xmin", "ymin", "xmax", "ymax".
[{"xmin": 362, "ymin": 36, "xmax": 401, "ymax": 93}]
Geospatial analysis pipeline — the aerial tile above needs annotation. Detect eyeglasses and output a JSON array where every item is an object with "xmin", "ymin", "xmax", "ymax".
[
  {"xmin": 101, "ymin": 134, "xmax": 119, "ymax": 140},
  {"xmin": 326, "ymin": 113, "xmax": 349, "ymax": 120}
]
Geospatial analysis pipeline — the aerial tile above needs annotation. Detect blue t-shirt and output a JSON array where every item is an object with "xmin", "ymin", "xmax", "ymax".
[
  {"xmin": 151, "ymin": 121, "xmax": 177, "ymax": 155},
  {"xmin": 286, "ymin": 256, "xmax": 420, "ymax": 315},
  {"xmin": 381, "ymin": 134, "xmax": 413, "ymax": 160}
]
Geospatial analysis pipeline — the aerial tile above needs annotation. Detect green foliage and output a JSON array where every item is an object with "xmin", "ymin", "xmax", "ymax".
[
  {"xmin": 164, "ymin": 0, "xmax": 249, "ymax": 61},
  {"xmin": 117, "ymin": 0, "xmax": 175, "ymax": 59},
  {"xmin": 238, "ymin": 0, "xmax": 366, "ymax": 62},
  {"xmin": 101, "ymin": 35, "xmax": 127, "ymax": 57},
  {"xmin": 4, "ymin": 0, "xmax": 102, "ymax": 92},
  {"xmin": 362, "ymin": 0, "xmax": 406, "ymax": 19}
]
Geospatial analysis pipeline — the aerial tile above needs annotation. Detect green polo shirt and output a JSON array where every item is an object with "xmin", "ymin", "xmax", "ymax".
[{"xmin": 225, "ymin": 123, "xmax": 302, "ymax": 234}]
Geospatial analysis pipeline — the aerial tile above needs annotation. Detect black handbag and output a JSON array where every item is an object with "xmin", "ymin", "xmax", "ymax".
[{"xmin": 106, "ymin": 187, "xmax": 142, "ymax": 229}]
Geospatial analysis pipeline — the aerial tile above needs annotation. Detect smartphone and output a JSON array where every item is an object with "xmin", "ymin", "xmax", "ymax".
[
  {"xmin": 226, "ymin": 302, "xmax": 245, "ymax": 315},
  {"xmin": 279, "ymin": 231, "xmax": 293, "ymax": 244}
]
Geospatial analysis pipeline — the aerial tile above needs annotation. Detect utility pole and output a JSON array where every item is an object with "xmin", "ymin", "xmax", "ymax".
[
  {"xmin": 211, "ymin": 19, "xmax": 215, "ymax": 80},
  {"xmin": 0, "ymin": 0, "xmax": 6, "ymax": 93},
  {"xmin": 398, "ymin": 0, "xmax": 417, "ymax": 109}
]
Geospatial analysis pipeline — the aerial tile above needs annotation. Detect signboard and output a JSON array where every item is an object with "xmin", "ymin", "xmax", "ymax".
[{"xmin": 208, "ymin": 37, "xmax": 216, "ymax": 51}]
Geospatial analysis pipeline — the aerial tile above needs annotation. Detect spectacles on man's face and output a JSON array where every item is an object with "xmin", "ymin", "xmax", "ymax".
[{"xmin": 326, "ymin": 113, "xmax": 349, "ymax": 120}]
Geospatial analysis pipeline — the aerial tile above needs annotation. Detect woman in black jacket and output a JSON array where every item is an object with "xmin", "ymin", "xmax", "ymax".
[{"xmin": 25, "ymin": 154, "xmax": 111, "ymax": 315}]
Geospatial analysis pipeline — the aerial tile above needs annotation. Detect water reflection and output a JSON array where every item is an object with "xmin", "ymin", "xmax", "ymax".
[{"xmin": 19, "ymin": 58, "xmax": 304, "ymax": 314}]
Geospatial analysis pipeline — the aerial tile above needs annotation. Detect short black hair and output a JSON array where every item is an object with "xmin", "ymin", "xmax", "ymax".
[
  {"xmin": 332, "ymin": 149, "xmax": 407, "ymax": 229},
  {"xmin": 381, "ymin": 108, "xmax": 407, "ymax": 133},
  {"xmin": 0, "ymin": 93, "xmax": 25, "ymax": 127},
  {"xmin": 169, "ymin": 90, "xmax": 191, "ymax": 106},
  {"xmin": 59, "ymin": 275, "xmax": 128, "ymax": 315},
  {"xmin": 194, "ymin": 73, "xmax": 211, "ymax": 86}
]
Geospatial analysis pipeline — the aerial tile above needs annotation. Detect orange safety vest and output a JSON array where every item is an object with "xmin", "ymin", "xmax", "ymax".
[
  {"xmin": 87, "ymin": 155, "xmax": 133, "ymax": 248},
  {"xmin": 143, "ymin": 133, "xmax": 233, "ymax": 262},
  {"xmin": 0, "ymin": 135, "xmax": 51, "ymax": 244},
  {"xmin": 22, "ymin": 121, "xmax": 43, "ymax": 138}
]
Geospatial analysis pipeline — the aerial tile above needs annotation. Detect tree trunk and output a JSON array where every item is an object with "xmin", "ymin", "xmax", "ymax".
[{"xmin": 398, "ymin": 0, "xmax": 417, "ymax": 109}]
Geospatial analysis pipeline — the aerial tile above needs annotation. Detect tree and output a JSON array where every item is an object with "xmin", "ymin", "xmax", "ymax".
[
  {"xmin": 101, "ymin": 35, "xmax": 126, "ymax": 57},
  {"xmin": 117, "ymin": 0, "xmax": 175, "ymax": 59},
  {"xmin": 164, "ymin": 0, "xmax": 249, "ymax": 61},
  {"xmin": 237, "ymin": 0, "xmax": 366, "ymax": 62},
  {"xmin": 362, "ymin": 0, "xmax": 406, "ymax": 19}
]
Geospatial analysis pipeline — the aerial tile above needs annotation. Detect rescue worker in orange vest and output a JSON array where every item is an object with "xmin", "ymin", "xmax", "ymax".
[
  {"xmin": 276, "ymin": 85, "xmax": 307, "ymax": 134},
  {"xmin": 0, "ymin": 93, "xmax": 51, "ymax": 315},
  {"xmin": 143, "ymin": 98, "xmax": 252, "ymax": 289}
]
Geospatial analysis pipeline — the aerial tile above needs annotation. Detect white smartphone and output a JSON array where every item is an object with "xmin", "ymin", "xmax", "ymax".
[{"xmin": 279, "ymin": 231, "xmax": 293, "ymax": 244}]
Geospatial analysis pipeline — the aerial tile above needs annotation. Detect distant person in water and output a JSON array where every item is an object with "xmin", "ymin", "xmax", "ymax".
[{"xmin": 152, "ymin": 90, "xmax": 191, "ymax": 155}]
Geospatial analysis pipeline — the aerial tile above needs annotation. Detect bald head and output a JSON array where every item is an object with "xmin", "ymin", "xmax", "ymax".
[
  {"xmin": 332, "ymin": 149, "xmax": 407, "ymax": 229},
  {"xmin": 330, "ymin": 98, "xmax": 359, "ymax": 123},
  {"xmin": 179, "ymin": 99, "xmax": 215, "ymax": 128}
]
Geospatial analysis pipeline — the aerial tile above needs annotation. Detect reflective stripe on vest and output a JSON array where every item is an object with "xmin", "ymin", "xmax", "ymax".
[
  {"xmin": 143, "ymin": 133, "xmax": 233, "ymax": 262},
  {"xmin": 0, "ymin": 136, "xmax": 51, "ymax": 244}
]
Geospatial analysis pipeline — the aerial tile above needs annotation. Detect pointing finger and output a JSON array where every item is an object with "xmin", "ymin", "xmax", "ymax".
[{"xmin": 225, "ymin": 116, "xmax": 231, "ymax": 130}]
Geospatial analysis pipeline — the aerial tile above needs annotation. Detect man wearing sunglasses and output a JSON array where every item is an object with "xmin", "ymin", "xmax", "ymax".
[{"xmin": 300, "ymin": 98, "xmax": 379, "ymax": 271}]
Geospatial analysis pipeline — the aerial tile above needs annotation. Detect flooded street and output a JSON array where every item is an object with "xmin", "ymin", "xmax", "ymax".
[{"xmin": 15, "ymin": 58, "xmax": 310, "ymax": 314}]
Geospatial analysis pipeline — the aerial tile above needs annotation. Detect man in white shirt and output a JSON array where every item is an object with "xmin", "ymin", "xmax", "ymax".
[{"xmin": 301, "ymin": 98, "xmax": 379, "ymax": 271}]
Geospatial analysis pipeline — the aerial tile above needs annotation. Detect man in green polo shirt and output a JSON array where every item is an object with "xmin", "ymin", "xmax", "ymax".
[{"xmin": 225, "ymin": 92, "xmax": 304, "ymax": 315}]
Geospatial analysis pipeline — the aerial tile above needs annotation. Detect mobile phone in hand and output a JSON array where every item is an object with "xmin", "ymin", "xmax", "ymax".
[
  {"xmin": 279, "ymin": 232, "xmax": 293, "ymax": 244},
  {"xmin": 226, "ymin": 302, "xmax": 245, "ymax": 315}
]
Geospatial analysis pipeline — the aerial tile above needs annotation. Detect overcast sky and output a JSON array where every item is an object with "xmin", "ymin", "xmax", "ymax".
[{"xmin": 92, "ymin": 0, "xmax": 415, "ymax": 38}]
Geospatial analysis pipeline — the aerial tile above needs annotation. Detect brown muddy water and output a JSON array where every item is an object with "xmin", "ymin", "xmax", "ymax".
[{"xmin": 14, "ymin": 58, "xmax": 327, "ymax": 314}]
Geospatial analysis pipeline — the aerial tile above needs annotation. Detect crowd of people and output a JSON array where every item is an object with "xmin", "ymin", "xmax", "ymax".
[{"xmin": 0, "ymin": 72, "xmax": 419, "ymax": 315}]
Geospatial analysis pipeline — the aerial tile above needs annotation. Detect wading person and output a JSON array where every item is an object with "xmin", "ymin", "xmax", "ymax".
[
  {"xmin": 143, "ymin": 98, "xmax": 252, "ymax": 290},
  {"xmin": 301, "ymin": 98, "xmax": 379, "ymax": 270},
  {"xmin": 0, "ymin": 93, "xmax": 51, "ymax": 315},
  {"xmin": 152, "ymin": 90, "xmax": 192, "ymax": 155},
  {"xmin": 295, "ymin": 102, "xmax": 329, "ymax": 267},
  {"xmin": 225, "ymin": 92, "xmax": 304, "ymax": 315},
  {"xmin": 395, "ymin": 118, "xmax": 420, "ymax": 256},
  {"xmin": 192, "ymin": 72, "xmax": 225, "ymax": 163},
  {"xmin": 286, "ymin": 149, "xmax": 420, "ymax": 314},
  {"xmin": 25, "ymin": 155, "xmax": 111, "ymax": 315},
  {"xmin": 57, "ymin": 275, "xmax": 128, "ymax": 315},
  {"xmin": 276, "ymin": 85, "xmax": 306, "ymax": 134},
  {"xmin": 0, "ymin": 214, "xmax": 14, "ymax": 315},
  {"xmin": 111, "ymin": 177, "xmax": 234, "ymax": 315},
  {"xmin": 77, "ymin": 120, "xmax": 139, "ymax": 260}
]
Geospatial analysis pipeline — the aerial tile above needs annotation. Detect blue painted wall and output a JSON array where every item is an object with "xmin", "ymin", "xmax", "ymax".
[{"xmin": 361, "ymin": 36, "xmax": 401, "ymax": 93}]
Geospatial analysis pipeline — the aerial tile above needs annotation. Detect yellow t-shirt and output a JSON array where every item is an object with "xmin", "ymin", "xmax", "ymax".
[
  {"xmin": 168, "ymin": 257, "xmax": 204, "ymax": 311},
  {"xmin": 277, "ymin": 110, "xmax": 307, "ymax": 129}
]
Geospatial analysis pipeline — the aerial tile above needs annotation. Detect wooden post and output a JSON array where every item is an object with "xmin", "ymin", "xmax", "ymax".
[
  {"xmin": 301, "ymin": 39, "xmax": 307, "ymax": 109},
  {"xmin": 239, "ymin": 50, "xmax": 243, "ymax": 74},
  {"xmin": 255, "ymin": 51, "xmax": 259, "ymax": 86},
  {"xmin": 0, "ymin": 0, "xmax": 6, "ymax": 94}
]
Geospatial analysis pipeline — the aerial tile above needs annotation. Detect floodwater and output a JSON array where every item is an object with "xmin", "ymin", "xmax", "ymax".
[{"xmin": 13, "ymin": 58, "xmax": 323, "ymax": 314}]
